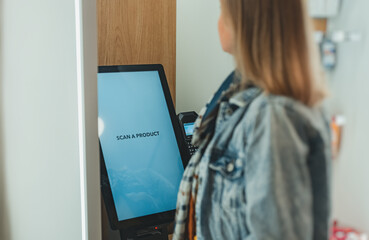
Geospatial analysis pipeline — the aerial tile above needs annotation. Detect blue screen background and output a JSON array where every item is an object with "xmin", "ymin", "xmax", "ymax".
[{"xmin": 98, "ymin": 71, "xmax": 184, "ymax": 221}]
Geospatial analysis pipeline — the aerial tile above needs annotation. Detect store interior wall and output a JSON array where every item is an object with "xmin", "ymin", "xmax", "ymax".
[
  {"xmin": 328, "ymin": 0, "xmax": 369, "ymax": 233},
  {"xmin": 176, "ymin": 0, "xmax": 234, "ymax": 113},
  {"xmin": 0, "ymin": 0, "xmax": 95, "ymax": 239},
  {"xmin": 0, "ymin": 0, "xmax": 11, "ymax": 239}
]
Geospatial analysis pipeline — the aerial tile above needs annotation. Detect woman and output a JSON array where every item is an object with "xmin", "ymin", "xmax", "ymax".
[{"xmin": 173, "ymin": 0, "xmax": 331, "ymax": 239}]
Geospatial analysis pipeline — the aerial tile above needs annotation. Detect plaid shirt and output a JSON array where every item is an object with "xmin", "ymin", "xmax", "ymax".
[{"xmin": 173, "ymin": 73, "xmax": 241, "ymax": 240}]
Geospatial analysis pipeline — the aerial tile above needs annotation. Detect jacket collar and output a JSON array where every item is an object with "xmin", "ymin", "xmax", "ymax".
[{"xmin": 226, "ymin": 86, "xmax": 263, "ymax": 111}]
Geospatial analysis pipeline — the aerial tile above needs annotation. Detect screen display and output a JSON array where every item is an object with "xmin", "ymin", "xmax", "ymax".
[
  {"xmin": 183, "ymin": 123, "xmax": 195, "ymax": 136},
  {"xmin": 98, "ymin": 71, "xmax": 184, "ymax": 221}
]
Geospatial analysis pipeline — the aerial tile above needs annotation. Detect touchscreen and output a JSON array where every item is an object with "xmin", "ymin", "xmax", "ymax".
[
  {"xmin": 183, "ymin": 123, "xmax": 195, "ymax": 136},
  {"xmin": 98, "ymin": 71, "xmax": 184, "ymax": 221}
]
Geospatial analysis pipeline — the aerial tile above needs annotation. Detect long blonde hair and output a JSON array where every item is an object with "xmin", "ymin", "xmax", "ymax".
[{"xmin": 221, "ymin": 0, "xmax": 326, "ymax": 106}]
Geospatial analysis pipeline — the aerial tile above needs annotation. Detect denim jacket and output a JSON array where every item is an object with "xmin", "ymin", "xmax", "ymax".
[{"xmin": 194, "ymin": 87, "xmax": 331, "ymax": 240}]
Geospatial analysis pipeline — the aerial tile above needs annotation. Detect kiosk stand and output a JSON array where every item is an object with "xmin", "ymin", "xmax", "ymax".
[
  {"xmin": 119, "ymin": 226, "xmax": 169, "ymax": 240},
  {"xmin": 98, "ymin": 65, "xmax": 187, "ymax": 240}
]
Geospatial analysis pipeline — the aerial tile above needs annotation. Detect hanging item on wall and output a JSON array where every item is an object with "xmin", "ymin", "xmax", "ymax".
[
  {"xmin": 331, "ymin": 115, "xmax": 346, "ymax": 159},
  {"xmin": 321, "ymin": 38, "xmax": 337, "ymax": 70},
  {"xmin": 331, "ymin": 31, "xmax": 363, "ymax": 43},
  {"xmin": 309, "ymin": 0, "xmax": 341, "ymax": 18},
  {"xmin": 315, "ymin": 31, "xmax": 362, "ymax": 70},
  {"xmin": 331, "ymin": 221, "xmax": 368, "ymax": 240}
]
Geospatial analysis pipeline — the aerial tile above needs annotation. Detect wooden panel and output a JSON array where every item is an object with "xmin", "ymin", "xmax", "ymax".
[
  {"xmin": 97, "ymin": 0, "xmax": 177, "ymax": 103},
  {"xmin": 313, "ymin": 18, "xmax": 328, "ymax": 32},
  {"xmin": 98, "ymin": 2, "xmax": 176, "ymax": 238}
]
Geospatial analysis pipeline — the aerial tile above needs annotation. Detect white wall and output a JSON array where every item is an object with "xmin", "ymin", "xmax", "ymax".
[
  {"xmin": 0, "ymin": 0, "xmax": 101, "ymax": 239},
  {"xmin": 176, "ymin": 0, "xmax": 234, "ymax": 113},
  {"xmin": 328, "ymin": 0, "xmax": 369, "ymax": 233}
]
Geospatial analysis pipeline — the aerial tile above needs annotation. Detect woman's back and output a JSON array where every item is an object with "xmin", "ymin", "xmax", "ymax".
[
  {"xmin": 173, "ymin": 0, "xmax": 331, "ymax": 239},
  {"xmin": 193, "ymin": 88, "xmax": 331, "ymax": 239}
]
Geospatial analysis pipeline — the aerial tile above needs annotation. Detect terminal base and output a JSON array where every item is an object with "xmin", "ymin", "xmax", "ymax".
[{"xmin": 120, "ymin": 226, "xmax": 169, "ymax": 240}]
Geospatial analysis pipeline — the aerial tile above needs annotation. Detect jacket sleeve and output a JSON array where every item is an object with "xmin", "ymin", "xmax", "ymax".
[{"xmin": 244, "ymin": 103, "xmax": 313, "ymax": 240}]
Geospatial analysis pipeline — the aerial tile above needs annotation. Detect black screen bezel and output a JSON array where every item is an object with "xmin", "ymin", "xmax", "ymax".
[{"xmin": 98, "ymin": 64, "xmax": 190, "ymax": 231}]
